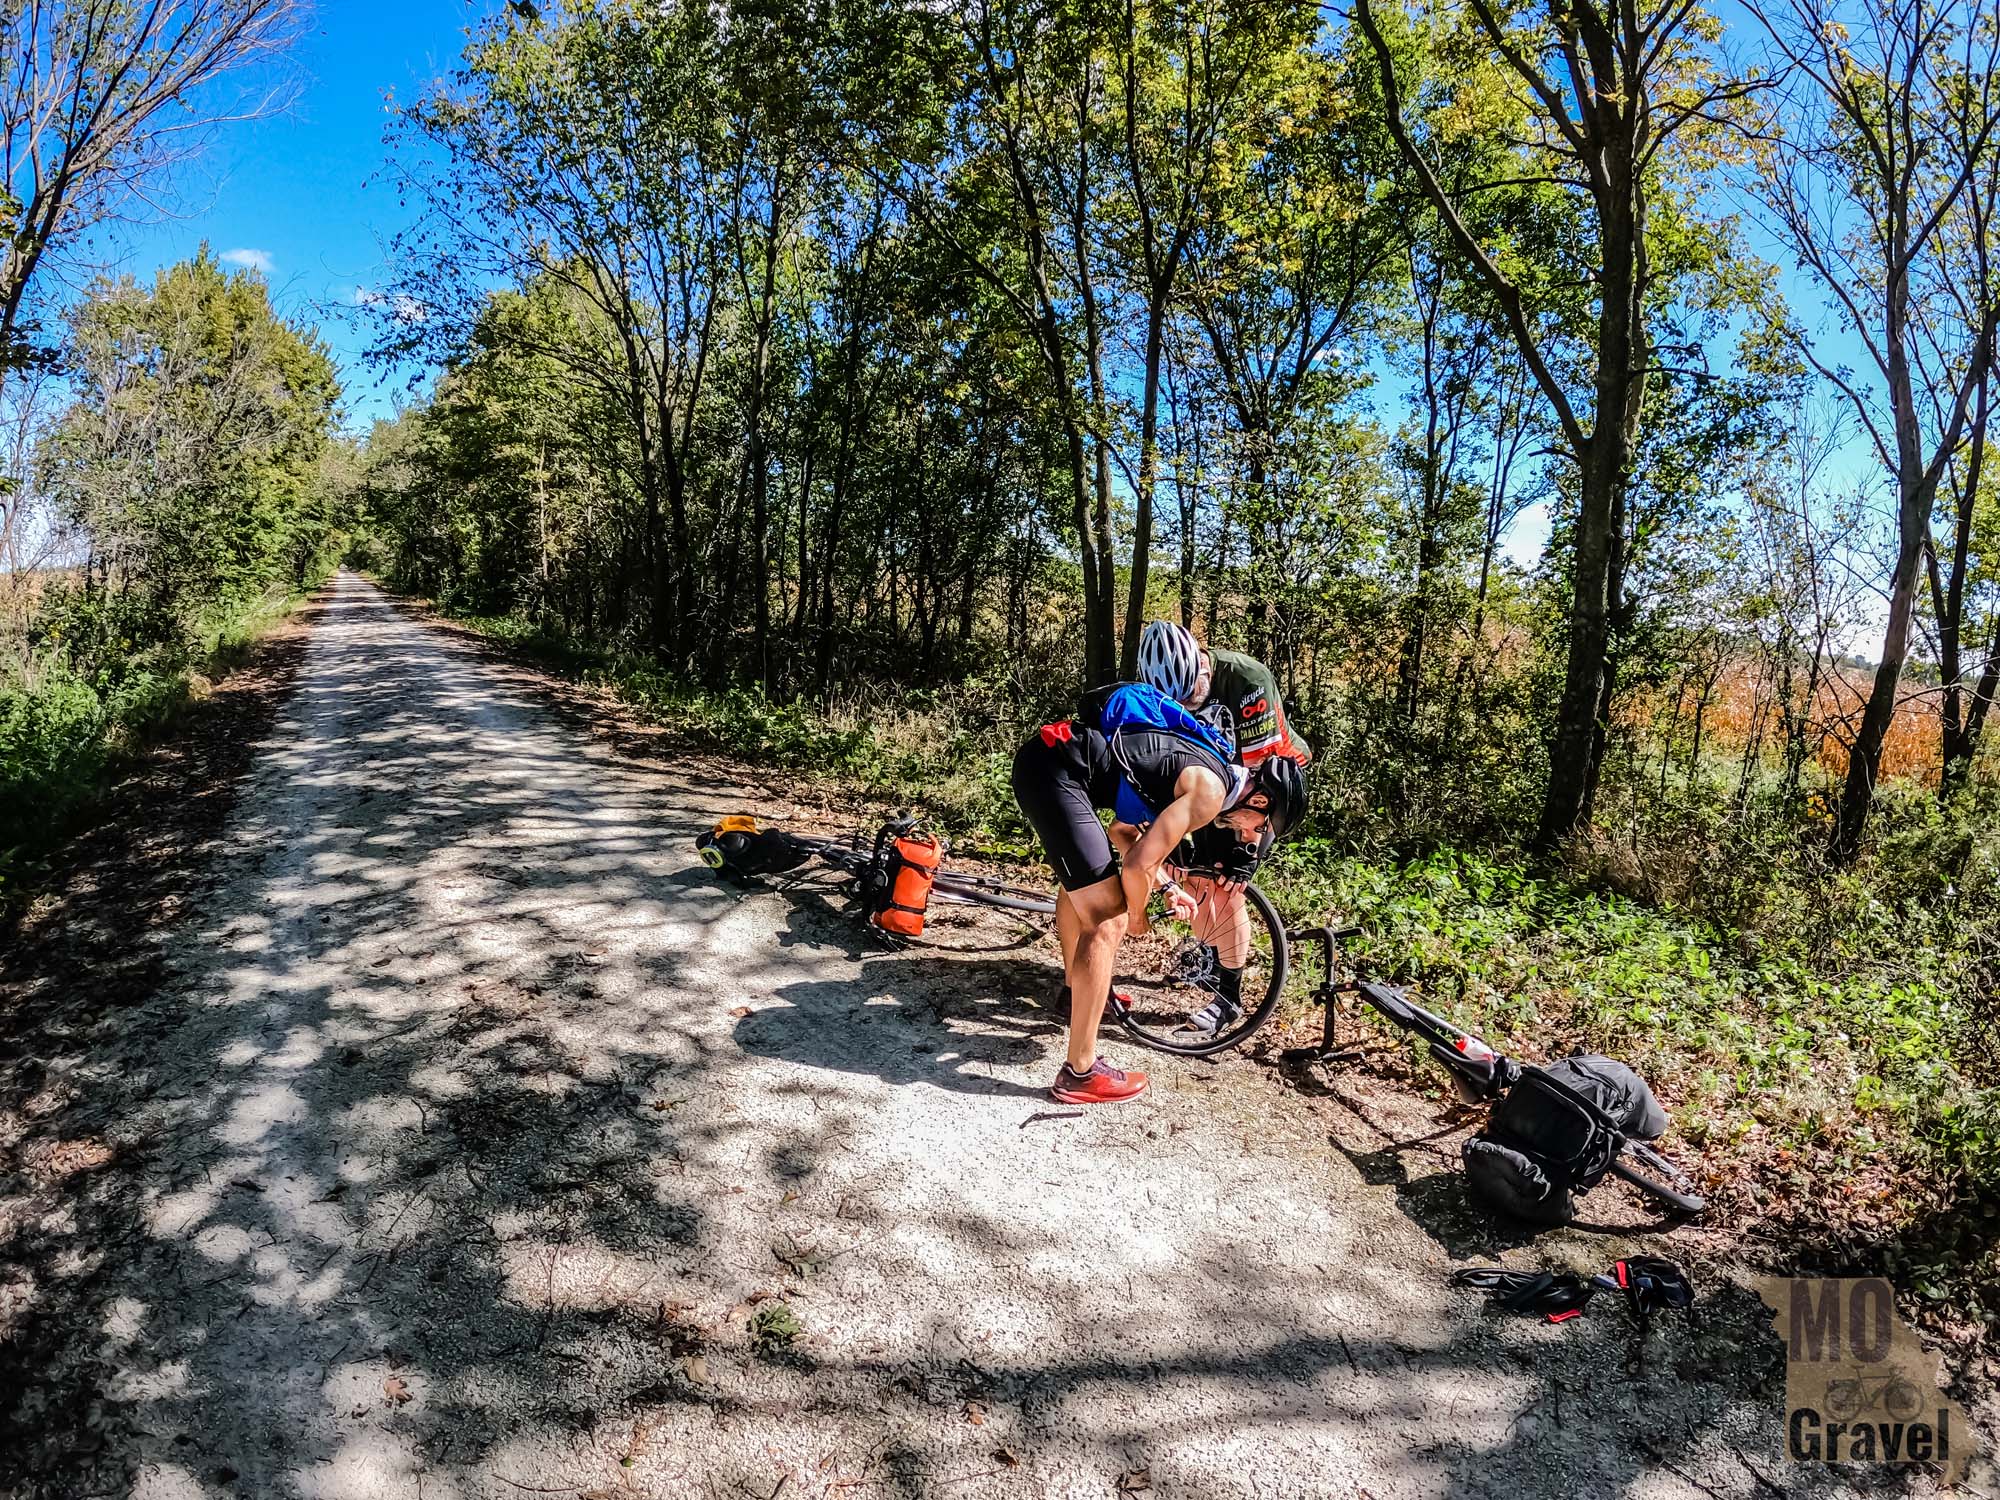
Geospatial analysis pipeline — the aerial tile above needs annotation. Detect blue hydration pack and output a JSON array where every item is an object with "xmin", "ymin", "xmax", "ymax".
[{"xmin": 1079, "ymin": 681, "xmax": 1237, "ymax": 824}]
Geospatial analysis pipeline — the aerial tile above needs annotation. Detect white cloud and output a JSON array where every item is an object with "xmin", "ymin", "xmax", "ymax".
[
  {"xmin": 220, "ymin": 248, "xmax": 275, "ymax": 274},
  {"xmin": 353, "ymin": 287, "xmax": 430, "ymax": 325}
]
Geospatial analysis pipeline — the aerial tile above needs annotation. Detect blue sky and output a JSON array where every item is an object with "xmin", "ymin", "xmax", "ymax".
[{"xmin": 108, "ymin": 1, "xmax": 492, "ymax": 428}]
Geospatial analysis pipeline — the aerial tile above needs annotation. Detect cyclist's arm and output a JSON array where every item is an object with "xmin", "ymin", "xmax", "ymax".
[{"xmin": 1121, "ymin": 768, "xmax": 1225, "ymax": 929}]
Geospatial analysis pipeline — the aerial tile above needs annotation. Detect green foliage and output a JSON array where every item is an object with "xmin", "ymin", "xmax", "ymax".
[
  {"xmin": 1260, "ymin": 838, "xmax": 1999, "ymax": 1195},
  {"xmin": 0, "ymin": 668, "xmax": 113, "ymax": 849},
  {"xmin": 0, "ymin": 251, "xmax": 342, "ymax": 895},
  {"xmin": 43, "ymin": 249, "xmax": 342, "ymax": 639},
  {"xmin": 747, "ymin": 1301, "xmax": 804, "ymax": 1355},
  {"xmin": 0, "ymin": 578, "xmax": 317, "ymax": 899}
]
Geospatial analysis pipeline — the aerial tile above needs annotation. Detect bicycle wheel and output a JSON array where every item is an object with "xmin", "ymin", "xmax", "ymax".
[
  {"xmin": 1109, "ymin": 882, "xmax": 1288, "ymax": 1056},
  {"xmin": 1885, "ymin": 1376, "xmax": 1926, "ymax": 1422}
]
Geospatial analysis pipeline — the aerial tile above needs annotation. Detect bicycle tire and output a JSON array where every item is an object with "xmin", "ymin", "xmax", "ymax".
[
  {"xmin": 1108, "ymin": 882, "xmax": 1289, "ymax": 1057},
  {"xmin": 1885, "ymin": 1377, "xmax": 1925, "ymax": 1421}
]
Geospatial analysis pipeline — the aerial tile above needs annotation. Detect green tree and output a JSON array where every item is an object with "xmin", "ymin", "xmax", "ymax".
[
  {"xmin": 42, "ymin": 248, "xmax": 340, "ymax": 641},
  {"xmin": 1354, "ymin": 0, "xmax": 1760, "ymax": 851}
]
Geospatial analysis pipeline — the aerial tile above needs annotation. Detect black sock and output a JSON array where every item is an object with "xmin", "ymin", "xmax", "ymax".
[{"xmin": 1216, "ymin": 966, "xmax": 1243, "ymax": 1007}]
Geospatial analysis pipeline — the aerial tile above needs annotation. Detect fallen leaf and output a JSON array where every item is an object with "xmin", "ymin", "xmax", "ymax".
[
  {"xmin": 993, "ymin": 1446, "xmax": 1020, "ymax": 1468},
  {"xmin": 674, "ymin": 1353, "xmax": 710, "ymax": 1384},
  {"xmin": 964, "ymin": 1400, "xmax": 987, "ymax": 1427},
  {"xmin": 1117, "ymin": 1468, "xmax": 1151, "ymax": 1493},
  {"xmin": 383, "ymin": 1376, "xmax": 412, "ymax": 1406},
  {"xmin": 729, "ymin": 1005, "xmax": 752, "ymax": 1018},
  {"xmin": 780, "ymin": 1189, "xmax": 800, "ymax": 1205}
]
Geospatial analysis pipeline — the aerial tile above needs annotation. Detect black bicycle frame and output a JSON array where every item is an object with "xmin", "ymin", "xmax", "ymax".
[{"xmin": 1288, "ymin": 925, "xmax": 1518, "ymax": 1099}]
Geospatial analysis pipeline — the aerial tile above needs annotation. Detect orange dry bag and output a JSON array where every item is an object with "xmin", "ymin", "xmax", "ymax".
[{"xmin": 871, "ymin": 832, "xmax": 942, "ymax": 937}]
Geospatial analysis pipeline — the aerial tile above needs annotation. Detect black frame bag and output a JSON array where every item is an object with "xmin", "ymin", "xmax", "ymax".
[{"xmin": 1463, "ymin": 1054, "xmax": 1668, "ymax": 1225}]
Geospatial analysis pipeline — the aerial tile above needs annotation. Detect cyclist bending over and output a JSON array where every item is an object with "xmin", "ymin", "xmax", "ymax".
[
  {"xmin": 1131, "ymin": 620, "xmax": 1313, "ymax": 1035},
  {"xmin": 1011, "ymin": 680, "xmax": 1305, "ymax": 1103}
]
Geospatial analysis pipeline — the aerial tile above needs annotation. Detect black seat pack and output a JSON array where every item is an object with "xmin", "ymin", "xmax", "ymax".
[
  {"xmin": 1463, "ymin": 1054, "xmax": 1668, "ymax": 1225},
  {"xmin": 696, "ymin": 817, "xmax": 811, "ymax": 879}
]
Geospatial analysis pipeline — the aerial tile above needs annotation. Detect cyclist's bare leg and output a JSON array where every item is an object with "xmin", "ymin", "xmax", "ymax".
[
  {"xmin": 1057, "ymin": 875, "xmax": 1127, "ymax": 1074},
  {"xmin": 1184, "ymin": 877, "xmax": 1251, "ymax": 968},
  {"xmin": 1122, "ymin": 817, "xmax": 1255, "ymax": 972}
]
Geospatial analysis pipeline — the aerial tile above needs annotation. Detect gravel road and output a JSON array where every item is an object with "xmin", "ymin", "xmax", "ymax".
[{"xmin": 5, "ymin": 572, "xmax": 1983, "ymax": 1499}]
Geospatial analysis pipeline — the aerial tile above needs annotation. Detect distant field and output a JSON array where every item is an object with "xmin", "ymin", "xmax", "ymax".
[{"xmin": 1630, "ymin": 656, "xmax": 1946, "ymax": 785}]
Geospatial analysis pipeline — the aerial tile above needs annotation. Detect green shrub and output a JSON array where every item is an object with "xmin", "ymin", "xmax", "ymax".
[
  {"xmin": 0, "ymin": 671, "xmax": 111, "ymax": 847},
  {"xmin": 1255, "ymin": 841, "xmax": 1995, "ymax": 1196},
  {"xmin": 1, "ymin": 581, "xmax": 306, "ymax": 902}
]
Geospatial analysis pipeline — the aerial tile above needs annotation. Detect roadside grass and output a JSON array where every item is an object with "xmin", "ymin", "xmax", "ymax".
[
  {"xmin": 437, "ymin": 599, "xmax": 1998, "ymax": 1327},
  {"xmin": 0, "ymin": 580, "xmax": 324, "ymax": 911},
  {"xmin": 447, "ymin": 610, "xmax": 1025, "ymax": 836}
]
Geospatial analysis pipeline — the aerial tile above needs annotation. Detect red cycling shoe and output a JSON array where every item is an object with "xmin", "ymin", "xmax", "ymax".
[{"xmin": 1051, "ymin": 1056, "xmax": 1149, "ymax": 1104}]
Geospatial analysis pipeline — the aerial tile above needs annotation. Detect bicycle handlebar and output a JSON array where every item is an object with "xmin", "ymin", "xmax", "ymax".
[{"xmin": 1608, "ymin": 1158, "xmax": 1706, "ymax": 1216}]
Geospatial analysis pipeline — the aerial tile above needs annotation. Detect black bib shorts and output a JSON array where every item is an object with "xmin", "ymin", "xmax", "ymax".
[{"xmin": 1010, "ymin": 727, "xmax": 1120, "ymax": 891}]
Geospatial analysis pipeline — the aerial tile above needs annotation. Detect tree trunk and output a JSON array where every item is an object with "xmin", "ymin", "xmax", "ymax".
[
  {"xmin": 1076, "ymin": 199, "xmax": 1119, "ymax": 684},
  {"xmin": 1122, "ymin": 297, "xmax": 1168, "ymax": 676},
  {"xmin": 1938, "ymin": 362, "xmax": 1990, "ymax": 796},
  {"xmin": 1831, "ymin": 507, "xmax": 1928, "ymax": 860},
  {"xmin": 1533, "ymin": 165, "xmax": 1642, "ymax": 852},
  {"xmin": 1961, "ymin": 613, "xmax": 2000, "ymax": 768},
  {"xmin": 1830, "ymin": 254, "xmax": 1958, "ymax": 860}
]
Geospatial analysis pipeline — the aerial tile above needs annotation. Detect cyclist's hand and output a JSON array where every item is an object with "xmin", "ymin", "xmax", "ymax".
[{"xmin": 1164, "ymin": 885, "xmax": 1199, "ymax": 924}]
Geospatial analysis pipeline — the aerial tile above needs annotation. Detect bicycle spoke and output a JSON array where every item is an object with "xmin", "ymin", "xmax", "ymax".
[{"xmin": 1110, "ymin": 882, "xmax": 1288, "ymax": 1056}]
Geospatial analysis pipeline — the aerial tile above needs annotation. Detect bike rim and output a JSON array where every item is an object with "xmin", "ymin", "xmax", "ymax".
[{"xmin": 1110, "ymin": 883, "xmax": 1288, "ymax": 1057}]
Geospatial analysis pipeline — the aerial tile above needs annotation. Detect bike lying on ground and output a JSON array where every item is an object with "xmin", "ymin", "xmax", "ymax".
[
  {"xmin": 1287, "ymin": 924, "xmax": 1707, "ymax": 1222},
  {"xmin": 697, "ymin": 811, "xmax": 1287, "ymax": 1057}
]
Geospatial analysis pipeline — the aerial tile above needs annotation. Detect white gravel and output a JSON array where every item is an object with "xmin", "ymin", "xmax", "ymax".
[{"xmin": 27, "ymin": 572, "xmax": 1990, "ymax": 1499}]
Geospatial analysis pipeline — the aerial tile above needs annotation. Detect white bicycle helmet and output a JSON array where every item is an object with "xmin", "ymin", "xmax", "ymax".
[{"xmin": 1138, "ymin": 619, "xmax": 1202, "ymax": 702}]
